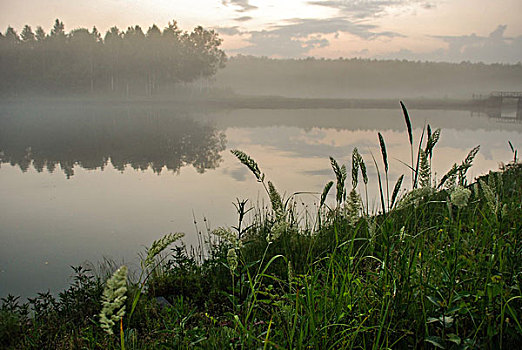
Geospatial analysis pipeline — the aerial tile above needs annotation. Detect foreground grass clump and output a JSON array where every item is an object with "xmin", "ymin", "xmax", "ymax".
[{"xmin": 1, "ymin": 104, "xmax": 521, "ymax": 349}]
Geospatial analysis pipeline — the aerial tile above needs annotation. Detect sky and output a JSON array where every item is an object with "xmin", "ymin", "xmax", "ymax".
[{"xmin": 1, "ymin": 0, "xmax": 521, "ymax": 63}]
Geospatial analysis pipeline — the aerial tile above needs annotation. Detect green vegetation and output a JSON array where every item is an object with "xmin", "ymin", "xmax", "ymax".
[
  {"xmin": 1, "ymin": 105, "xmax": 521, "ymax": 349},
  {"xmin": 0, "ymin": 19, "xmax": 226, "ymax": 96}
]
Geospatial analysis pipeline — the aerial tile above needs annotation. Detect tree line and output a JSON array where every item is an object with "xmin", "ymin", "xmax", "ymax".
[
  {"xmin": 215, "ymin": 55, "xmax": 522, "ymax": 99},
  {"xmin": 0, "ymin": 19, "xmax": 227, "ymax": 96}
]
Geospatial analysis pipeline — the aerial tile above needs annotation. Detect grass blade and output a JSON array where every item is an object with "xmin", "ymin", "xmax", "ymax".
[
  {"xmin": 412, "ymin": 126, "xmax": 425, "ymax": 189},
  {"xmin": 370, "ymin": 152, "xmax": 386, "ymax": 215}
]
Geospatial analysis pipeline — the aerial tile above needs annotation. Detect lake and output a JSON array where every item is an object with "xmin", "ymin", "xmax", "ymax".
[{"xmin": 0, "ymin": 103, "xmax": 520, "ymax": 298}]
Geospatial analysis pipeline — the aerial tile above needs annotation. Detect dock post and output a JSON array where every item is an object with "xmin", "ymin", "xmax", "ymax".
[{"xmin": 516, "ymin": 97, "xmax": 522, "ymax": 120}]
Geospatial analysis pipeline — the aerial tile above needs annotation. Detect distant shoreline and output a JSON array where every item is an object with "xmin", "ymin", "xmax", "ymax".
[{"xmin": 0, "ymin": 95, "xmax": 483, "ymax": 111}]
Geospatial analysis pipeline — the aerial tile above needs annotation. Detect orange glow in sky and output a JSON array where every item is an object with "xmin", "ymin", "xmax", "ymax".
[{"xmin": 1, "ymin": 0, "xmax": 521, "ymax": 62}]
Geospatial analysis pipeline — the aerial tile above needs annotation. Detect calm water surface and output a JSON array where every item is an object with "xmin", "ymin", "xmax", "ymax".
[{"xmin": 0, "ymin": 104, "xmax": 520, "ymax": 298}]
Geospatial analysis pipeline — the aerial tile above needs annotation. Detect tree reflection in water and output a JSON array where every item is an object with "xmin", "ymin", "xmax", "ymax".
[{"xmin": 0, "ymin": 108, "xmax": 227, "ymax": 178}]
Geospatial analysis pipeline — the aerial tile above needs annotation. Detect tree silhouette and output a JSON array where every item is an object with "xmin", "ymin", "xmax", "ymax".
[
  {"xmin": 21, "ymin": 25, "xmax": 35, "ymax": 43},
  {"xmin": 0, "ymin": 19, "xmax": 227, "ymax": 95},
  {"xmin": 6, "ymin": 27, "xmax": 20, "ymax": 42},
  {"xmin": 50, "ymin": 19, "xmax": 65, "ymax": 39},
  {"xmin": 35, "ymin": 26, "xmax": 46, "ymax": 42},
  {"xmin": 0, "ymin": 108, "xmax": 227, "ymax": 177}
]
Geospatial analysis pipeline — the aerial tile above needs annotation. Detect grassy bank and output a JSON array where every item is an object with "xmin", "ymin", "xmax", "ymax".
[{"xmin": 1, "ymin": 105, "xmax": 521, "ymax": 349}]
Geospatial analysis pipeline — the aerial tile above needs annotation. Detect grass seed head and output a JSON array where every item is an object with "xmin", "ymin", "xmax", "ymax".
[
  {"xmin": 450, "ymin": 185, "xmax": 471, "ymax": 208},
  {"xmin": 378, "ymin": 132, "xmax": 388, "ymax": 173},
  {"xmin": 352, "ymin": 148, "xmax": 360, "ymax": 189},
  {"xmin": 268, "ymin": 220, "xmax": 289, "ymax": 242},
  {"xmin": 99, "ymin": 265, "xmax": 128, "ymax": 335},
  {"xmin": 227, "ymin": 248, "xmax": 238, "ymax": 271},
  {"xmin": 480, "ymin": 180, "xmax": 498, "ymax": 214},
  {"xmin": 320, "ymin": 181, "xmax": 334, "ymax": 208},
  {"xmin": 345, "ymin": 189, "xmax": 362, "ymax": 226},
  {"xmin": 400, "ymin": 101, "xmax": 413, "ymax": 146},
  {"xmin": 268, "ymin": 181, "xmax": 283, "ymax": 216},
  {"xmin": 146, "ymin": 232, "xmax": 184, "ymax": 266},
  {"xmin": 231, "ymin": 149, "xmax": 263, "ymax": 182},
  {"xmin": 396, "ymin": 186, "xmax": 434, "ymax": 209},
  {"xmin": 419, "ymin": 150, "xmax": 431, "ymax": 187},
  {"xmin": 212, "ymin": 227, "xmax": 242, "ymax": 248},
  {"xmin": 287, "ymin": 260, "xmax": 294, "ymax": 285},
  {"xmin": 391, "ymin": 174, "xmax": 404, "ymax": 208}
]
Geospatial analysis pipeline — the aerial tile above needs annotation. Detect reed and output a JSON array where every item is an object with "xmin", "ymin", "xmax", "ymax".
[
  {"xmin": 400, "ymin": 101, "xmax": 414, "ymax": 187},
  {"xmin": 378, "ymin": 132, "xmax": 390, "ymax": 210}
]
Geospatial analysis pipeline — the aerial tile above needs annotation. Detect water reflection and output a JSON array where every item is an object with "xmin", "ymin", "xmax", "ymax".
[{"xmin": 0, "ymin": 108, "xmax": 226, "ymax": 178}]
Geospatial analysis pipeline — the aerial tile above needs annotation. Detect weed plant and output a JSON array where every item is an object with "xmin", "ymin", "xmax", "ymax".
[{"xmin": 1, "ymin": 103, "xmax": 521, "ymax": 349}]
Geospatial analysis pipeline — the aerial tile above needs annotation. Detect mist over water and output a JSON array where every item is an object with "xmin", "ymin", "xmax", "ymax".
[
  {"xmin": 0, "ymin": 103, "xmax": 519, "ymax": 298},
  {"xmin": 214, "ymin": 57, "xmax": 522, "ymax": 99}
]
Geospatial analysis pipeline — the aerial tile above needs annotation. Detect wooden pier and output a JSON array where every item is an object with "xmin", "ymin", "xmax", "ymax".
[{"xmin": 476, "ymin": 91, "xmax": 522, "ymax": 121}]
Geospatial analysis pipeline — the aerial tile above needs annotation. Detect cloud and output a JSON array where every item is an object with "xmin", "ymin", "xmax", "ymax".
[
  {"xmin": 234, "ymin": 16, "xmax": 253, "ymax": 22},
  {"xmin": 308, "ymin": 0, "xmax": 437, "ymax": 19},
  {"xmin": 216, "ymin": 26, "xmax": 242, "ymax": 36},
  {"xmin": 305, "ymin": 36, "xmax": 330, "ymax": 48},
  {"xmin": 301, "ymin": 168, "xmax": 334, "ymax": 176},
  {"xmin": 422, "ymin": 2, "xmax": 436, "ymax": 9},
  {"xmin": 268, "ymin": 17, "xmax": 401, "ymax": 39},
  {"xmin": 221, "ymin": 0, "xmax": 257, "ymax": 13},
  {"xmin": 381, "ymin": 25, "xmax": 522, "ymax": 63},
  {"xmin": 231, "ymin": 17, "xmax": 402, "ymax": 57},
  {"xmin": 437, "ymin": 25, "xmax": 522, "ymax": 63},
  {"xmin": 222, "ymin": 165, "xmax": 249, "ymax": 182},
  {"xmin": 239, "ymin": 31, "xmax": 316, "ymax": 57}
]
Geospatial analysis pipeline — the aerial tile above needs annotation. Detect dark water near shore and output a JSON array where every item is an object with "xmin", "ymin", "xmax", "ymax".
[{"xmin": 0, "ymin": 104, "xmax": 520, "ymax": 298}]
